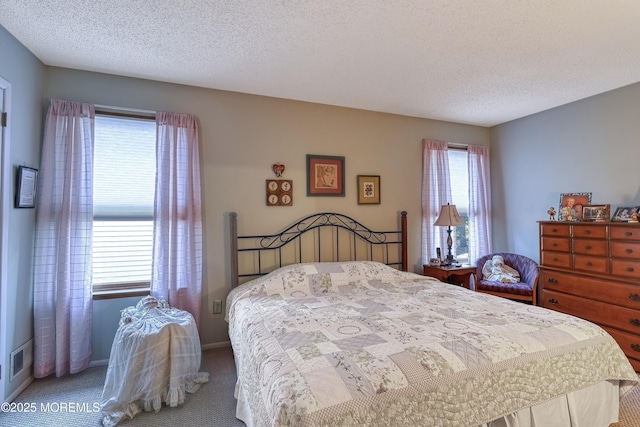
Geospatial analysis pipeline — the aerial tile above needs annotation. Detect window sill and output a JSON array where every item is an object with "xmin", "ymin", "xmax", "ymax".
[{"xmin": 93, "ymin": 288, "xmax": 150, "ymax": 300}]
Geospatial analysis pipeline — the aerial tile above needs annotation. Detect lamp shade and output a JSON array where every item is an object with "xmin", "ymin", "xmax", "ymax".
[{"xmin": 433, "ymin": 204, "xmax": 463, "ymax": 227}]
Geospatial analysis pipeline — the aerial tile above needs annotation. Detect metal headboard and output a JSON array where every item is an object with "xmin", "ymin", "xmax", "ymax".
[{"xmin": 230, "ymin": 211, "xmax": 408, "ymax": 287}]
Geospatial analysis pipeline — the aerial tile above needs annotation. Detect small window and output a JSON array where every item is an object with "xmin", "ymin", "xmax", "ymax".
[
  {"xmin": 448, "ymin": 148, "xmax": 469, "ymax": 263},
  {"xmin": 92, "ymin": 114, "xmax": 156, "ymax": 293}
]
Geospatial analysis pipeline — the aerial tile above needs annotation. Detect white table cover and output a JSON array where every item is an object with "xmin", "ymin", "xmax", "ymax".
[{"xmin": 101, "ymin": 297, "xmax": 209, "ymax": 426}]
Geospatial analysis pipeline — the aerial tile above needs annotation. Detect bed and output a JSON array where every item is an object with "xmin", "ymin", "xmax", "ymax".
[{"xmin": 225, "ymin": 211, "xmax": 637, "ymax": 426}]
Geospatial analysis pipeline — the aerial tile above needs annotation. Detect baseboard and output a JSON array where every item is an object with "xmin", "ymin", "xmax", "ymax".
[
  {"xmin": 5, "ymin": 376, "xmax": 33, "ymax": 403},
  {"xmin": 201, "ymin": 341, "xmax": 231, "ymax": 351},
  {"xmin": 88, "ymin": 341, "xmax": 231, "ymax": 367},
  {"xmin": 89, "ymin": 359, "xmax": 109, "ymax": 367}
]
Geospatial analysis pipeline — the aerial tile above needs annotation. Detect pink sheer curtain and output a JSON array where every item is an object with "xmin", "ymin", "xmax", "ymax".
[
  {"xmin": 33, "ymin": 99, "xmax": 94, "ymax": 378},
  {"xmin": 151, "ymin": 112, "xmax": 203, "ymax": 327},
  {"xmin": 421, "ymin": 139, "xmax": 452, "ymax": 264},
  {"xmin": 468, "ymin": 144, "xmax": 492, "ymax": 263}
]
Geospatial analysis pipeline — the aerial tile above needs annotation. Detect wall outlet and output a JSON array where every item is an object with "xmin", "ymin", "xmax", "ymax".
[{"xmin": 213, "ymin": 300, "xmax": 223, "ymax": 314}]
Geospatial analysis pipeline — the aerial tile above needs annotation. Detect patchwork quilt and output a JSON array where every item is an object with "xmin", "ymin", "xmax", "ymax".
[{"xmin": 226, "ymin": 261, "xmax": 637, "ymax": 426}]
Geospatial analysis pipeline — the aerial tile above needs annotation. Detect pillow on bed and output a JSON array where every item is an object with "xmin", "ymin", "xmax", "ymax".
[{"xmin": 255, "ymin": 261, "xmax": 411, "ymax": 297}]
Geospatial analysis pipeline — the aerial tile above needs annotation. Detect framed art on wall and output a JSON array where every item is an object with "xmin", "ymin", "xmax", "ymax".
[
  {"xmin": 15, "ymin": 166, "xmax": 38, "ymax": 208},
  {"xmin": 266, "ymin": 179, "xmax": 293, "ymax": 206},
  {"xmin": 357, "ymin": 175, "xmax": 380, "ymax": 204},
  {"xmin": 558, "ymin": 192, "xmax": 591, "ymax": 221},
  {"xmin": 306, "ymin": 154, "xmax": 345, "ymax": 196}
]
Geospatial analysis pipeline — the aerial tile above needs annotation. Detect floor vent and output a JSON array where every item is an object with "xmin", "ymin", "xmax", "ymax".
[{"xmin": 10, "ymin": 339, "xmax": 33, "ymax": 381}]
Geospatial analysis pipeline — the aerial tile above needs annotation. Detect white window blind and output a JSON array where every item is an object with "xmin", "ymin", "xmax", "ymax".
[
  {"xmin": 448, "ymin": 148, "xmax": 469, "ymax": 215},
  {"xmin": 93, "ymin": 114, "xmax": 156, "ymax": 288},
  {"xmin": 448, "ymin": 148, "xmax": 470, "ymax": 263}
]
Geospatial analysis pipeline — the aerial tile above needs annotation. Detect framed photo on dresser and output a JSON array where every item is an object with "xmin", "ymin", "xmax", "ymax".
[
  {"xmin": 558, "ymin": 192, "xmax": 591, "ymax": 221},
  {"xmin": 581, "ymin": 204, "xmax": 609, "ymax": 222},
  {"xmin": 611, "ymin": 206, "xmax": 640, "ymax": 222}
]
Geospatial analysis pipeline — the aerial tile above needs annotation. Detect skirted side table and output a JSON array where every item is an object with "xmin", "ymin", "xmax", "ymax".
[{"xmin": 101, "ymin": 296, "xmax": 209, "ymax": 426}]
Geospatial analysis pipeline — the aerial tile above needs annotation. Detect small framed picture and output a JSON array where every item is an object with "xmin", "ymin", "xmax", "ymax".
[
  {"xmin": 558, "ymin": 192, "xmax": 592, "ymax": 221},
  {"xmin": 611, "ymin": 206, "xmax": 640, "ymax": 222},
  {"xmin": 357, "ymin": 175, "xmax": 380, "ymax": 204},
  {"xmin": 15, "ymin": 166, "xmax": 38, "ymax": 208},
  {"xmin": 306, "ymin": 154, "xmax": 345, "ymax": 197},
  {"xmin": 582, "ymin": 204, "xmax": 610, "ymax": 222}
]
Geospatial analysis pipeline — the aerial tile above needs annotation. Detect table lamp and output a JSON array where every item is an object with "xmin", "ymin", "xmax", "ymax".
[{"xmin": 433, "ymin": 203, "xmax": 463, "ymax": 265}]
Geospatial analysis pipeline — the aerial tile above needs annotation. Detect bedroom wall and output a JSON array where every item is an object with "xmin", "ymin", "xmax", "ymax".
[
  {"xmin": 6, "ymin": 23, "xmax": 640, "ymax": 374},
  {"xmin": 43, "ymin": 67, "xmax": 490, "ymax": 360},
  {"xmin": 490, "ymin": 82, "xmax": 640, "ymax": 261},
  {"xmin": 0, "ymin": 26, "xmax": 45, "ymax": 399}
]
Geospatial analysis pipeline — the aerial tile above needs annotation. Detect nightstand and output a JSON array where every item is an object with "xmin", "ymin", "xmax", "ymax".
[{"xmin": 422, "ymin": 264, "xmax": 476, "ymax": 289}]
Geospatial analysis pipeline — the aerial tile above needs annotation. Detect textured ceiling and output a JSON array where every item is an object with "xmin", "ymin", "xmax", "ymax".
[{"xmin": 1, "ymin": 1, "xmax": 640, "ymax": 126}]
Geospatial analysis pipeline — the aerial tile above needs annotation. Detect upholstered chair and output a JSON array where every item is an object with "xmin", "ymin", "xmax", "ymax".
[{"xmin": 474, "ymin": 253, "xmax": 539, "ymax": 305}]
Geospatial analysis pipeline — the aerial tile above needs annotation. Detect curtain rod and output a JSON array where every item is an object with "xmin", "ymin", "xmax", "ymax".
[{"xmin": 94, "ymin": 103, "xmax": 156, "ymax": 120}]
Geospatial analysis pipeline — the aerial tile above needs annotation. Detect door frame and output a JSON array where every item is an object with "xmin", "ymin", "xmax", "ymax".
[{"xmin": 0, "ymin": 76, "xmax": 11, "ymax": 403}]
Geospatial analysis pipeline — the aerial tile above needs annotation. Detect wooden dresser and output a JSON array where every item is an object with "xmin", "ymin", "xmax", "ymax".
[{"xmin": 539, "ymin": 221, "xmax": 640, "ymax": 371}]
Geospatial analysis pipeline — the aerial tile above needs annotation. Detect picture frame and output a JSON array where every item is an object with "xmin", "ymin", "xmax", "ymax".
[
  {"xmin": 357, "ymin": 175, "xmax": 380, "ymax": 204},
  {"xmin": 558, "ymin": 192, "xmax": 591, "ymax": 221},
  {"xmin": 306, "ymin": 154, "xmax": 345, "ymax": 197},
  {"xmin": 581, "ymin": 204, "xmax": 610, "ymax": 222},
  {"xmin": 611, "ymin": 206, "xmax": 640, "ymax": 222},
  {"xmin": 266, "ymin": 179, "xmax": 293, "ymax": 207},
  {"xmin": 15, "ymin": 166, "xmax": 38, "ymax": 208}
]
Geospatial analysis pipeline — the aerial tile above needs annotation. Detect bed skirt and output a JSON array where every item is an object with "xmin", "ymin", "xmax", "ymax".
[{"xmin": 235, "ymin": 379, "xmax": 621, "ymax": 427}]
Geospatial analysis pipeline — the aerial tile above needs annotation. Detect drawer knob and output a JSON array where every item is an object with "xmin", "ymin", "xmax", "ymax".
[
  {"xmin": 552, "ymin": 228, "xmax": 558, "ymax": 232},
  {"xmin": 548, "ymin": 298, "xmax": 558, "ymax": 305},
  {"xmin": 632, "ymin": 344, "xmax": 640, "ymax": 353},
  {"xmin": 553, "ymin": 258, "xmax": 559, "ymax": 262},
  {"xmin": 630, "ymin": 319, "xmax": 640, "ymax": 327},
  {"xmin": 626, "ymin": 232, "xmax": 633, "ymax": 237},
  {"xmin": 626, "ymin": 249, "xmax": 633, "ymax": 254},
  {"xmin": 585, "ymin": 230, "xmax": 591, "ymax": 234},
  {"xmin": 627, "ymin": 267, "xmax": 635, "ymax": 273},
  {"xmin": 586, "ymin": 262, "xmax": 593, "ymax": 267},
  {"xmin": 629, "ymin": 293, "xmax": 640, "ymax": 302},
  {"xmin": 547, "ymin": 278, "xmax": 558, "ymax": 285},
  {"xmin": 552, "ymin": 243, "xmax": 558, "ymax": 247}
]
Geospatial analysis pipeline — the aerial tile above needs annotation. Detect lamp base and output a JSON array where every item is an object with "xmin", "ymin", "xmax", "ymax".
[
  {"xmin": 445, "ymin": 228, "xmax": 455, "ymax": 266},
  {"xmin": 441, "ymin": 254, "xmax": 456, "ymax": 266}
]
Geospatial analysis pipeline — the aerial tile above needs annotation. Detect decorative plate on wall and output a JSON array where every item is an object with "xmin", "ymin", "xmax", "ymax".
[{"xmin": 266, "ymin": 179, "xmax": 293, "ymax": 206}]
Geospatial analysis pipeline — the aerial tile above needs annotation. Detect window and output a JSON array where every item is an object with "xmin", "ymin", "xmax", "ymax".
[
  {"xmin": 448, "ymin": 148, "xmax": 469, "ymax": 263},
  {"xmin": 92, "ymin": 114, "xmax": 156, "ymax": 293}
]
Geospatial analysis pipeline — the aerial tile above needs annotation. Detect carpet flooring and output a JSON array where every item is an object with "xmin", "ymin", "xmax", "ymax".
[{"xmin": 1, "ymin": 346, "xmax": 638, "ymax": 427}]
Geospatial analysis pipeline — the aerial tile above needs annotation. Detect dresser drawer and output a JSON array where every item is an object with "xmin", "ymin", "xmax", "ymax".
[
  {"xmin": 573, "ymin": 224, "xmax": 607, "ymax": 239},
  {"xmin": 573, "ymin": 254, "xmax": 608, "ymax": 274},
  {"xmin": 611, "ymin": 241, "xmax": 640, "ymax": 260},
  {"xmin": 541, "ymin": 251, "xmax": 571, "ymax": 268},
  {"xmin": 573, "ymin": 238, "xmax": 608, "ymax": 256},
  {"xmin": 540, "ymin": 223, "xmax": 570, "ymax": 237},
  {"xmin": 602, "ymin": 326, "xmax": 640, "ymax": 365},
  {"xmin": 610, "ymin": 226, "xmax": 640, "ymax": 241},
  {"xmin": 541, "ymin": 237, "xmax": 570, "ymax": 252},
  {"xmin": 542, "ymin": 289, "xmax": 640, "ymax": 335},
  {"xmin": 611, "ymin": 259, "xmax": 640, "ymax": 279},
  {"xmin": 540, "ymin": 269, "xmax": 640, "ymax": 310}
]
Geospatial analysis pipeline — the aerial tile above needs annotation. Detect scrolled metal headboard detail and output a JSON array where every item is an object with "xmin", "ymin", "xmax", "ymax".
[{"xmin": 230, "ymin": 211, "xmax": 407, "ymax": 287}]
